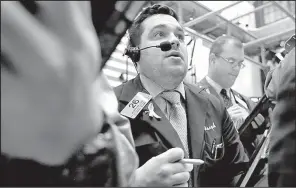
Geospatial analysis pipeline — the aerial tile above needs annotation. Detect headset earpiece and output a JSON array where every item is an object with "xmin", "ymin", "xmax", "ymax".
[{"xmin": 123, "ymin": 46, "xmax": 140, "ymax": 63}]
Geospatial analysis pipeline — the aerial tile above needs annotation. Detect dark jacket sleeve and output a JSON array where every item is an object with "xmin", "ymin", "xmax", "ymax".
[
  {"xmin": 268, "ymin": 48, "xmax": 296, "ymax": 187},
  {"xmin": 217, "ymin": 107, "xmax": 249, "ymax": 186}
]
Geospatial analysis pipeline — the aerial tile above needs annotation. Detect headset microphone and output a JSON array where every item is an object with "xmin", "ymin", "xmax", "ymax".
[
  {"xmin": 158, "ymin": 41, "xmax": 172, "ymax": 51},
  {"xmin": 123, "ymin": 41, "xmax": 173, "ymax": 62}
]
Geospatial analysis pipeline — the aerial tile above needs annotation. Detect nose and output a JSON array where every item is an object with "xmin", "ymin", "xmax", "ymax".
[
  {"xmin": 232, "ymin": 64, "xmax": 241, "ymax": 72},
  {"xmin": 169, "ymin": 35, "xmax": 180, "ymax": 50}
]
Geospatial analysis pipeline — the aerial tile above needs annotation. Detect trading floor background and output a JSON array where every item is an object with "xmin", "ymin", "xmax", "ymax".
[{"xmin": 103, "ymin": 1, "xmax": 295, "ymax": 101}]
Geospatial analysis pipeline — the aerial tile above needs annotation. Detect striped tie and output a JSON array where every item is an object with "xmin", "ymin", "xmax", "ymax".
[{"xmin": 220, "ymin": 89, "xmax": 233, "ymax": 109}]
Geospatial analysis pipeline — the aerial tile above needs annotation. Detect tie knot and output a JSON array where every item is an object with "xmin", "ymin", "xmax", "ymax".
[
  {"xmin": 220, "ymin": 89, "xmax": 228, "ymax": 97},
  {"xmin": 161, "ymin": 91, "xmax": 181, "ymax": 104}
]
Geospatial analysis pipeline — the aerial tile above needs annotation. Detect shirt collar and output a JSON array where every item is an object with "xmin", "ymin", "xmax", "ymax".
[
  {"xmin": 206, "ymin": 76, "xmax": 231, "ymax": 97},
  {"xmin": 140, "ymin": 74, "xmax": 186, "ymax": 100}
]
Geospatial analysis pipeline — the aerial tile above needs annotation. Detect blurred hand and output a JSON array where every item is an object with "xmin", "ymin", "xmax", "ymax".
[
  {"xmin": 1, "ymin": 1, "xmax": 102, "ymax": 165},
  {"xmin": 227, "ymin": 104, "xmax": 249, "ymax": 122},
  {"xmin": 131, "ymin": 148, "xmax": 194, "ymax": 187},
  {"xmin": 228, "ymin": 104, "xmax": 266, "ymax": 130},
  {"xmin": 251, "ymin": 113, "xmax": 265, "ymax": 129}
]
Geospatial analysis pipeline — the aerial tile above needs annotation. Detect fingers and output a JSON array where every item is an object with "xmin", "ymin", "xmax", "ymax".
[
  {"xmin": 257, "ymin": 114, "xmax": 265, "ymax": 123},
  {"xmin": 227, "ymin": 106, "xmax": 241, "ymax": 115},
  {"xmin": 163, "ymin": 162, "xmax": 193, "ymax": 174},
  {"xmin": 37, "ymin": 1, "xmax": 95, "ymax": 46},
  {"xmin": 227, "ymin": 104, "xmax": 240, "ymax": 110},
  {"xmin": 1, "ymin": 1, "xmax": 61, "ymax": 77},
  {"xmin": 228, "ymin": 109, "xmax": 243, "ymax": 115},
  {"xmin": 157, "ymin": 148, "xmax": 184, "ymax": 163},
  {"xmin": 37, "ymin": 1, "xmax": 100, "ymax": 77},
  {"xmin": 254, "ymin": 114, "xmax": 264, "ymax": 125},
  {"xmin": 228, "ymin": 105, "xmax": 249, "ymax": 120},
  {"xmin": 251, "ymin": 122, "xmax": 258, "ymax": 129},
  {"xmin": 184, "ymin": 163, "xmax": 194, "ymax": 172},
  {"xmin": 228, "ymin": 111, "xmax": 244, "ymax": 119},
  {"xmin": 251, "ymin": 113, "xmax": 265, "ymax": 129},
  {"xmin": 169, "ymin": 172, "xmax": 190, "ymax": 186}
]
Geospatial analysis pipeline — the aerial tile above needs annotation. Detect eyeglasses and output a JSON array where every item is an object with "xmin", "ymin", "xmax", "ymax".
[{"xmin": 215, "ymin": 54, "xmax": 246, "ymax": 69}]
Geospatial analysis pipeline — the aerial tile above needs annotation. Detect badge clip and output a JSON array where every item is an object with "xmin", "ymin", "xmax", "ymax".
[{"xmin": 120, "ymin": 92, "xmax": 152, "ymax": 119}]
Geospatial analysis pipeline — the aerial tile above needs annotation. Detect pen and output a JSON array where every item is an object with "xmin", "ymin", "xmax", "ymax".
[
  {"xmin": 180, "ymin": 159, "xmax": 205, "ymax": 165},
  {"xmin": 211, "ymin": 138, "xmax": 216, "ymax": 155}
]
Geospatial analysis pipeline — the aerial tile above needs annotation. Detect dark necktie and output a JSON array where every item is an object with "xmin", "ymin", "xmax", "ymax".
[{"xmin": 220, "ymin": 89, "xmax": 233, "ymax": 109}]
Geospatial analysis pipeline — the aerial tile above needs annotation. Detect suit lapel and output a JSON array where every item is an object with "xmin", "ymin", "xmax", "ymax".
[
  {"xmin": 118, "ymin": 75, "xmax": 185, "ymax": 150},
  {"xmin": 184, "ymin": 84, "xmax": 207, "ymax": 159},
  {"xmin": 199, "ymin": 77, "xmax": 223, "ymax": 104},
  {"xmin": 141, "ymin": 100, "xmax": 186, "ymax": 151}
]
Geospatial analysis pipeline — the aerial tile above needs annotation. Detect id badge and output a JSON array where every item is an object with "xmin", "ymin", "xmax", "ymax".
[{"xmin": 120, "ymin": 92, "xmax": 152, "ymax": 119}]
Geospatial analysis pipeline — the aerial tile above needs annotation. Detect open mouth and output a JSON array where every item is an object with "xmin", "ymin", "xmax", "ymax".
[{"xmin": 167, "ymin": 51, "xmax": 183, "ymax": 59}]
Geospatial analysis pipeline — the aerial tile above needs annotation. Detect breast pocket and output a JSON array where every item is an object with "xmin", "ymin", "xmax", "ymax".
[{"xmin": 203, "ymin": 120, "xmax": 225, "ymax": 167}]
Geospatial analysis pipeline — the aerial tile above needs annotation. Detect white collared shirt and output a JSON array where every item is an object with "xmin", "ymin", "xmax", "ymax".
[
  {"xmin": 206, "ymin": 76, "xmax": 236, "ymax": 104},
  {"xmin": 140, "ymin": 74, "xmax": 186, "ymax": 118}
]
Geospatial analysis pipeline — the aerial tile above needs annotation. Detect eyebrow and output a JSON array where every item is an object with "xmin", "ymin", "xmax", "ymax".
[
  {"xmin": 149, "ymin": 24, "xmax": 184, "ymax": 34},
  {"xmin": 227, "ymin": 57, "xmax": 245, "ymax": 62}
]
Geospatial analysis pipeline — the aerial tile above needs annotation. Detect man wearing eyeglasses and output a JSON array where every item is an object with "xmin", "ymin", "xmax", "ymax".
[
  {"xmin": 198, "ymin": 36, "xmax": 266, "ymax": 158},
  {"xmin": 197, "ymin": 36, "xmax": 269, "ymax": 186}
]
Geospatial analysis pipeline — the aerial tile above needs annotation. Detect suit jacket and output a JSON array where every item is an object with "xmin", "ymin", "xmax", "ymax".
[
  {"xmin": 114, "ymin": 75, "xmax": 248, "ymax": 186},
  {"xmin": 197, "ymin": 77, "xmax": 260, "ymax": 157},
  {"xmin": 268, "ymin": 48, "xmax": 296, "ymax": 187},
  {"xmin": 197, "ymin": 77, "xmax": 256, "ymax": 112}
]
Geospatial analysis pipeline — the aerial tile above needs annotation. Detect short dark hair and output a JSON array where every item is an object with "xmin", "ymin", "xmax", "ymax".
[
  {"xmin": 210, "ymin": 35, "xmax": 243, "ymax": 56},
  {"xmin": 128, "ymin": 4, "xmax": 179, "ymax": 47}
]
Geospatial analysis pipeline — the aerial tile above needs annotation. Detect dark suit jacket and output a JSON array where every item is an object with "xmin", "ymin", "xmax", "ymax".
[
  {"xmin": 197, "ymin": 77, "xmax": 256, "ymax": 113},
  {"xmin": 114, "ymin": 75, "xmax": 248, "ymax": 186},
  {"xmin": 268, "ymin": 48, "xmax": 296, "ymax": 187},
  {"xmin": 197, "ymin": 77, "xmax": 260, "ymax": 157}
]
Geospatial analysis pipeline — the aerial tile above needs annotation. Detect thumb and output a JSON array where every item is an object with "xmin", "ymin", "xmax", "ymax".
[
  {"xmin": 156, "ymin": 148, "xmax": 184, "ymax": 163},
  {"xmin": 227, "ymin": 104, "xmax": 239, "ymax": 111}
]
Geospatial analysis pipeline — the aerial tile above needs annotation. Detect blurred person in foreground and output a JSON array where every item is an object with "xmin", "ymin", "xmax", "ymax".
[
  {"xmin": 265, "ymin": 34, "xmax": 295, "ymax": 187},
  {"xmin": 114, "ymin": 4, "xmax": 248, "ymax": 187},
  {"xmin": 1, "ymin": 1, "xmax": 138, "ymax": 186}
]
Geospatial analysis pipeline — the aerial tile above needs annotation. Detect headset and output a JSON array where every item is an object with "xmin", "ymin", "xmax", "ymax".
[{"xmin": 123, "ymin": 41, "xmax": 174, "ymax": 63}]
